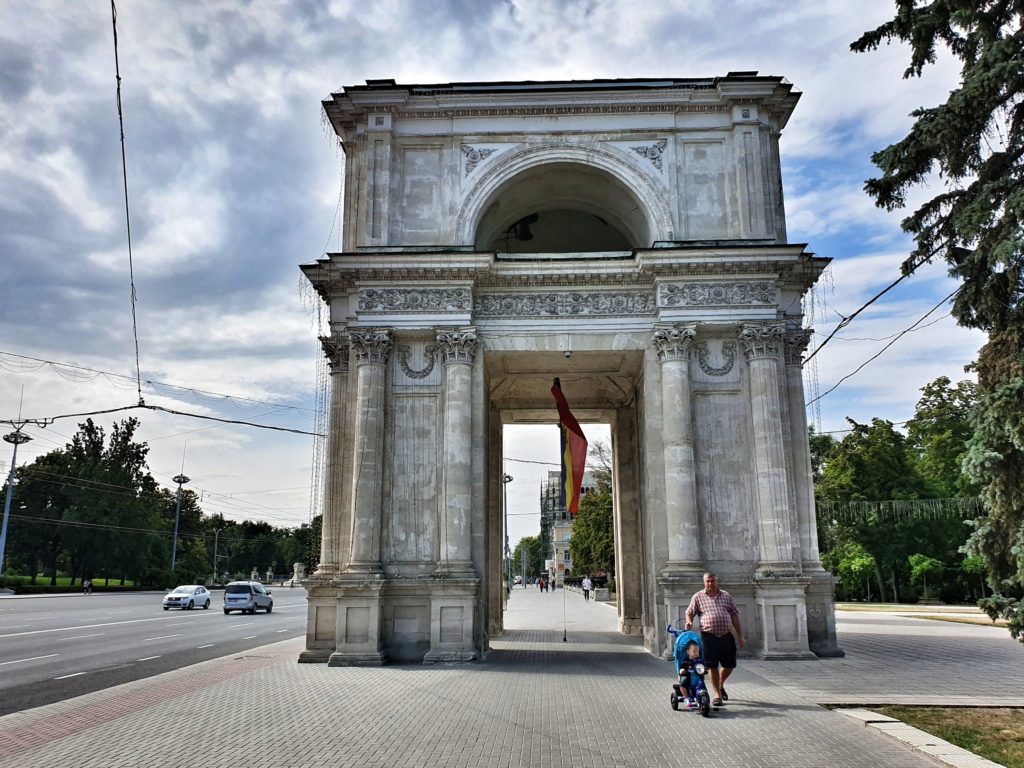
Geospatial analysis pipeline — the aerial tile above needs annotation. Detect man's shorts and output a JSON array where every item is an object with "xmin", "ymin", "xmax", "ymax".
[{"xmin": 700, "ymin": 631, "xmax": 737, "ymax": 669}]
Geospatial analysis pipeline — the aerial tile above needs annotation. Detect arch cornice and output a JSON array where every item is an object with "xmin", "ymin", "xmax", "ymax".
[{"xmin": 456, "ymin": 142, "xmax": 675, "ymax": 247}]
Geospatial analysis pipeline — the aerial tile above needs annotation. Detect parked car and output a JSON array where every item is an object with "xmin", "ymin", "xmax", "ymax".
[
  {"xmin": 223, "ymin": 581, "xmax": 273, "ymax": 614},
  {"xmin": 163, "ymin": 585, "xmax": 211, "ymax": 610}
]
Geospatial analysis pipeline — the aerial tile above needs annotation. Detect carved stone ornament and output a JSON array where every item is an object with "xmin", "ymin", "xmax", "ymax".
[
  {"xmin": 652, "ymin": 324, "xmax": 697, "ymax": 362},
  {"xmin": 659, "ymin": 280, "xmax": 775, "ymax": 307},
  {"xmin": 474, "ymin": 291, "xmax": 655, "ymax": 317},
  {"xmin": 358, "ymin": 287, "xmax": 472, "ymax": 313},
  {"xmin": 396, "ymin": 344, "xmax": 437, "ymax": 379},
  {"xmin": 738, "ymin": 322, "xmax": 786, "ymax": 361},
  {"xmin": 461, "ymin": 144, "xmax": 496, "ymax": 176},
  {"xmin": 319, "ymin": 334, "xmax": 350, "ymax": 373},
  {"xmin": 630, "ymin": 138, "xmax": 667, "ymax": 171},
  {"xmin": 436, "ymin": 331, "xmax": 479, "ymax": 364},
  {"xmin": 695, "ymin": 340, "xmax": 737, "ymax": 377},
  {"xmin": 784, "ymin": 324, "xmax": 813, "ymax": 366},
  {"xmin": 350, "ymin": 330, "xmax": 393, "ymax": 365}
]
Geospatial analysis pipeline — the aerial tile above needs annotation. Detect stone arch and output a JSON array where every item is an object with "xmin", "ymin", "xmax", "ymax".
[{"xmin": 456, "ymin": 143, "xmax": 674, "ymax": 251}]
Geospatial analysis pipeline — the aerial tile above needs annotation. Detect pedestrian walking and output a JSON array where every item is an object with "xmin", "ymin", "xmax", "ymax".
[
  {"xmin": 582, "ymin": 576, "xmax": 593, "ymax": 601},
  {"xmin": 684, "ymin": 573, "xmax": 745, "ymax": 707}
]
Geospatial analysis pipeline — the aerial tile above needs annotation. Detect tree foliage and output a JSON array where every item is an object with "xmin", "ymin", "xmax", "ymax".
[
  {"xmin": 854, "ymin": 1, "xmax": 1024, "ymax": 636},
  {"xmin": 569, "ymin": 482, "xmax": 614, "ymax": 576},
  {"xmin": 510, "ymin": 535, "xmax": 545, "ymax": 579}
]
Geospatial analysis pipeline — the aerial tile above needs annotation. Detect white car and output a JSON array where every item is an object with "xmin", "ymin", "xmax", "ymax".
[
  {"xmin": 163, "ymin": 585, "xmax": 211, "ymax": 610},
  {"xmin": 222, "ymin": 581, "xmax": 273, "ymax": 614}
]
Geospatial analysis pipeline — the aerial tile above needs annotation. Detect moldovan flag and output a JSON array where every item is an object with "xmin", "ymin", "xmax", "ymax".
[{"xmin": 551, "ymin": 378, "xmax": 588, "ymax": 516}]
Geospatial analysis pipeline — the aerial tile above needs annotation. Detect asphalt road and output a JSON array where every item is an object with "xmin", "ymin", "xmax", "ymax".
[{"xmin": 0, "ymin": 587, "xmax": 308, "ymax": 716}]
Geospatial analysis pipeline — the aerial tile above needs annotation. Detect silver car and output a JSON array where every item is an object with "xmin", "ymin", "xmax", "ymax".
[
  {"xmin": 163, "ymin": 585, "xmax": 211, "ymax": 610},
  {"xmin": 223, "ymin": 581, "xmax": 273, "ymax": 614}
]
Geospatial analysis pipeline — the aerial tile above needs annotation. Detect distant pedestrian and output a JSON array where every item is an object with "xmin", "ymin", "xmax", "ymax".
[
  {"xmin": 82, "ymin": 578, "xmax": 93, "ymax": 596},
  {"xmin": 539, "ymin": 577, "xmax": 546, "ymax": 593},
  {"xmin": 582, "ymin": 576, "xmax": 593, "ymax": 601}
]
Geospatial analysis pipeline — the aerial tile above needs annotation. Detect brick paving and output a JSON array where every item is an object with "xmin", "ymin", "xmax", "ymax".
[{"xmin": 3, "ymin": 588, "xmax": 1014, "ymax": 768}]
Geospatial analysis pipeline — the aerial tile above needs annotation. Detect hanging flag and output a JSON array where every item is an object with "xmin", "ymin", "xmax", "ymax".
[{"xmin": 551, "ymin": 377, "xmax": 588, "ymax": 515}]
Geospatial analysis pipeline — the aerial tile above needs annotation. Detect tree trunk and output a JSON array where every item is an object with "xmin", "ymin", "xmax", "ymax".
[
  {"xmin": 48, "ymin": 545, "xmax": 59, "ymax": 586},
  {"xmin": 874, "ymin": 561, "xmax": 887, "ymax": 602},
  {"xmin": 865, "ymin": 577, "xmax": 871, "ymax": 601},
  {"xmin": 890, "ymin": 564, "xmax": 900, "ymax": 603}
]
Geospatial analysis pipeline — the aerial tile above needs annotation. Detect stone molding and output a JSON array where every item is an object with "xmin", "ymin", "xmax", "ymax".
[
  {"xmin": 350, "ymin": 330, "xmax": 393, "ymax": 365},
  {"xmin": 436, "ymin": 330, "xmax": 479, "ymax": 364},
  {"xmin": 784, "ymin": 324, "xmax": 813, "ymax": 366},
  {"xmin": 695, "ymin": 340, "xmax": 737, "ymax": 376},
  {"xmin": 319, "ymin": 334, "xmax": 350, "ymax": 373},
  {"xmin": 630, "ymin": 139, "xmax": 667, "ymax": 171},
  {"xmin": 652, "ymin": 324, "xmax": 697, "ymax": 362},
  {"xmin": 474, "ymin": 290, "xmax": 655, "ymax": 317},
  {"xmin": 659, "ymin": 280, "xmax": 775, "ymax": 307},
  {"xmin": 395, "ymin": 344, "xmax": 438, "ymax": 378},
  {"xmin": 358, "ymin": 287, "xmax": 472, "ymax": 313},
  {"xmin": 739, "ymin": 321, "xmax": 786, "ymax": 361},
  {"xmin": 460, "ymin": 144, "xmax": 496, "ymax": 176}
]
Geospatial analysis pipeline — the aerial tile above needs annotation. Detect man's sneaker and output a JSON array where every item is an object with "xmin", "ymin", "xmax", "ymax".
[{"xmin": 720, "ymin": 687, "xmax": 729, "ymax": 701}]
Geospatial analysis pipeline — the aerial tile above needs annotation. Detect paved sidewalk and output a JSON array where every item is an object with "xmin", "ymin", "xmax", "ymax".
[{"xmin": 0, "ymin": 588, "xmax": 1014, "ymax": 768}]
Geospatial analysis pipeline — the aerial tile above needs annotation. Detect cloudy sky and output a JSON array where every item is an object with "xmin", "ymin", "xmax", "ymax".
[{"xmin": 0, "ymin": 1, "xmax": 982, "ymax": 547}]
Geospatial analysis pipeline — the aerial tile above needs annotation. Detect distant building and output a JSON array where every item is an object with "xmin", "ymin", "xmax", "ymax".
[{"xmin": 539, "ymin": 469, "xmax": 597, "ymax": 584}]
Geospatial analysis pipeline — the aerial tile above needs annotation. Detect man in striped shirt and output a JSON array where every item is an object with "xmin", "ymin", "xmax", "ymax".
[{"xmin": 684, "ymin": 572, "xmax": 745, "ymax": 707}]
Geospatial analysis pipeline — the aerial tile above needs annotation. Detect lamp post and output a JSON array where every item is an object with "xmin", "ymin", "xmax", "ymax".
[
  {"xmin": 502, "ymin": 473, "xmax": 513, "ymax": 588},
  {"xmin": 1, "ymin": 430, "xmax": 32, "ymax": 575},
  {"xmin": 212, "ymin": 527, "xmax": 224, "ymax": 585},
  {"xmin": 170, "ymin": 473, "xmax": 190, "ymax": 574}
]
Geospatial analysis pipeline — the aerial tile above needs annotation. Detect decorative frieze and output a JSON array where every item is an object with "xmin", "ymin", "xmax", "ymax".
[
  {"xmin": 784, "ymin": 324, "xmax": 813, "ymax": 366},
  {"xmin": 396, "ymin": 344, "xmax": 437, "ymax": 379},
  {"xmin": 350, "ymin": 330, "xmax": 393, "ymax": 365},
  {"xmin": 652, "ymin": 324, "xmax": 697, "ymax": 362},
  {"xmin": 436, "ymin": 331, "xmax": 479, "ymax": 364},
  {"xmin": 738, "ymin": 322, "xmax": 786, "ymax": 361},
  {"xmin": 695, "ymin": 340, "xmax": 737, "ymax": 377},
  {"xmin": 630, "ymin": 138, "xmax": 667, "ymax": 171},
  {"xmin": 659, "ymin": 280, "xmax": 776, "ymax": 307},
  {"xmin": 460, "ymin": 144, "xmax": 496, "ymax": 176},
  {"xmin": 319, "ymin": 334, "xmax": 350, "ymax": 373},
  {"xmin": 358, "ymin": 287, "xmax": 472, "ymax": 313},
  {"xmin": 474, "ymin": 291, "xmax": 655, "ymax": 317}
]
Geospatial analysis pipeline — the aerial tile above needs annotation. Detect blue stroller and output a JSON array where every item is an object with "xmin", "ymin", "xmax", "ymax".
[{"xmin": 667, "ymin": 625, "xmax": 713, "ymax": 717}]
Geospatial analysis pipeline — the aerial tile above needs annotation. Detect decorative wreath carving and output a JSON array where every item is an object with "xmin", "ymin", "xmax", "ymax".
[
  {"xmin": 396, "ymin": 344, "xmax": 437, "ymax": 379},
  {"xmin": 695, "ymin": 340, "xmax": 737, "ymax": 377}
]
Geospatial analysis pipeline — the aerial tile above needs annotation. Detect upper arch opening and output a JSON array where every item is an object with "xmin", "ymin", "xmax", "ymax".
[{"xmin": 473, "ymin": 162, "xmax": 651, "ymax": 253}]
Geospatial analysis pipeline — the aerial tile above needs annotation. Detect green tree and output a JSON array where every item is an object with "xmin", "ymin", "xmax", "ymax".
[
  {"xmin": 808, "ymin": 427, "xmax": 838, "ymax": 483},
  {"xmin": 569, "ymin": 483, "xmax": 614, "ymax": 577},
  {"xmin": 854, "ymin": 1, "xmax": 1024, "ymax": 633},
  {"xmin": 511, "ymin": 535, "xmax": 544, "ymax": 579},
  {"xmin": 908, "ymin": 553, "xmax": 944, "ymax": 599},
  {"xmin": 905, "ymin": 376, "xmax": 979, "ymax": 496}
]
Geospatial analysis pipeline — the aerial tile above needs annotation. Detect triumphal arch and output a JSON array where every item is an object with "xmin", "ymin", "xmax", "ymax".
[{"xmin": 300, "ymin": 74, "xmax": 842, "ymax": 664}]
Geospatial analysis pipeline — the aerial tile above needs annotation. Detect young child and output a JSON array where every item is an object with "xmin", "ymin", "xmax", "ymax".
[{"xmin": 671, "ymin": 629, "xmax": 705, "ymax": 707}]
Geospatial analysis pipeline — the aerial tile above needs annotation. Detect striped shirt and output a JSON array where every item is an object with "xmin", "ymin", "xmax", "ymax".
[{"xmin": 686, "ymin": 589, "xmax": 739, "ymax": 637}]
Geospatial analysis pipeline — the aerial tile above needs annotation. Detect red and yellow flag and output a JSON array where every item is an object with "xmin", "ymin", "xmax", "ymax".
[{"xmin": 551, "ymin": 378, "xmax": 588, "ymax": 515}]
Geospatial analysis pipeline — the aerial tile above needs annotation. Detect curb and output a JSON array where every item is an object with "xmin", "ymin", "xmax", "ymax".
[{"xmin": 835, "ymin": 708, "xmax": 1004, "ymax": 768}]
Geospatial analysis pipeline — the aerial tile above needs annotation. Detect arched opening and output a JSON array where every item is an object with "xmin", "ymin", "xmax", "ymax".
[{"xmin": 473, "ymin": 162, "xmax": 651, "ymax": 253}]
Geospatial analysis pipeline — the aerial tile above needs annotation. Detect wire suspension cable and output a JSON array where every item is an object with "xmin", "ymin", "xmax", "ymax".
[{"xmin": 110, "ymin": 0, "xmax": 143, "ymax": 405}]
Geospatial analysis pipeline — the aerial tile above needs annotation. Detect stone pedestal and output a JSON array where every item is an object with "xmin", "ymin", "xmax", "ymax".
[
  {"xmin": 424, "ymin": 578, "xmax": 479, "ymax": 662},
  {"xmin": 805, "ymin": 575, "xmax": 845, "ymax": 657},
  {"xmin": 298, "ymin": 579, "xmax": 339, "ymax": 663},
  {"xmin": 754, "ymin": 577, "xmax": 817, "ymax": 660},
  {"xmin": 327, "ymin": 580, "xmax": 388, "ymax": 666}
]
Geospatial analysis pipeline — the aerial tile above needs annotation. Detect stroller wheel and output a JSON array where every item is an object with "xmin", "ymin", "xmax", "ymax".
[
  {"xmin": 670, "ymin": 692, "xmax": 679, "ymax": 711},
  {"xmin": 698, "ymin": 691, "xmax": 711, "ymax": 717}
]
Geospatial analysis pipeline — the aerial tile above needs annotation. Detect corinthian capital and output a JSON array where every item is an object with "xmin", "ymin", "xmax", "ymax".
[
  {"xmin": 319, "ymin": 333, "xmax": 350, "ymax": 373},
  {"xmin": 350, "ymin": 330, "xmax": 393, "ymax": 365},
  {"xmin": 436, "ymin": 330, "xmax": 479, "ymax": 364},
  {"xmin": 738, "ymin": 321, "xmax": 786, "ymax": 361},
  {"xmin": 652, "ymin": 324, "xmax": 697, "ymax": 362},
  {"xmin": 783, "ymin": 323, "xmax": 813, "ymax": 366}
]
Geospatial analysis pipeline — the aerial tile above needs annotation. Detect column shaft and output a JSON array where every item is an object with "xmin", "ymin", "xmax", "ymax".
[
  {"xmin": 316, "ymin": 335, "xmax": 349, "ymax": 576},
  {"xmin": 653, "ymin": 325, "xmax": 702, "ymax": 570},
  {"xmin": 784, "ymin": 325, "xmax": 823, "ymax": 570},
  {"xmin": 345, "ymin": 331, "xmax": 391, "ymax": 574}
]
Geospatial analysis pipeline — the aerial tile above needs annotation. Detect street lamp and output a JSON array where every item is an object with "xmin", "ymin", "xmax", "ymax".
[
  {"xmin": 170, "ymin": 473, "xmax": 190, "ymax": 574},
  {"xmin": 1, "ymin": 430, "xmax": 32, "ymax": 575},
  {"xmin": 212, "ymin": 527, "xmax": 224, "ymax": 585},
  {"xmin": 502, "ymin": 473, "xmax": 514, "ymax": 588}
]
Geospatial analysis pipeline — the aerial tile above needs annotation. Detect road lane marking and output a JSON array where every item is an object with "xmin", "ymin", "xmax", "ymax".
[
  {"xmin": 137, "ymin": 655, "xmax": 162, "ymax": 661},
  {"xmin": 0, "ymin": 654, "xmax": 59, "ymax": 666},
  {"xmin": 226, "ymin": 623, "xmax": 248, "ymax": 628},
  {"xmin": 241, "ymin": 635, "xmax": 257, "ymax": 640},
  {"xmin": 276, "ymin": 629, "xmax": 289, "ymax": 633},
  {"xmin": 141, "ymin": 634, "xmax": 182, "ymax": 642},
  {"xmin": 0, "ymin": 614, "xmax": 216, "ymax": 639},
  {"xmin": 61, "ymin": 633, "xmax": 106, "ymax": 641},
  {"xmin": 166, "ymin": 622, "xmax": 189, "ymax": 626},
  {"xmin": 196, "ymin": 644, "xmax": 214, "ymax": 649},
  {"xmin": 0, "ymin": 624, "xmax": 28, "ymax": 630},
  {"xmin": 54, "ymin": 672, "xmax": 88, "ymax": 680}
]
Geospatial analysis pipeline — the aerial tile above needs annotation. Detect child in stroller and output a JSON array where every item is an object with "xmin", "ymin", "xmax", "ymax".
[{"xmin": 667, "ymin": 624, "xmax": 713, "ymax": 717}]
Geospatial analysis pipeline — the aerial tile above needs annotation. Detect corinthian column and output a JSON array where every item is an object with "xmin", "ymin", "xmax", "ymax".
[
  {"xmin": 652, "ymin": 324, "xmax": 702, "ymax": 573},
  {"xmin": 435, "ymin": 329, "xmax": 478, "ymax": 575},
  {"xmin": 315, "ymin": 333, "xmax": 350, "ymax": 577},
  {"xmin": 739, "ymin": 321, "xmax": 796, "ymax": 574},
  {"xmin": 344, "ymin": 330, "xmax": 392, "ymax": 575},
  {"xmin": 784, "ymin": 322, "xmax": 824, "ymax": 571}
]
